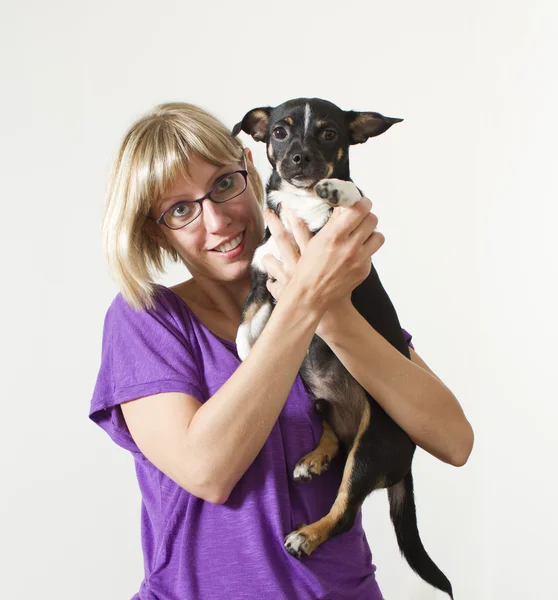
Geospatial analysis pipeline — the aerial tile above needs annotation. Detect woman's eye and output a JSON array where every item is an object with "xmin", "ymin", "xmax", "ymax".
[
  {"xmin": 172, "ymin": 203, "xmax": 192, "ymax": 217},
  {"xmin": 217, "ymin": 176, "xmax": 233, "ymax": 191},
  {"xmin": 272, "ymin": 127, "xmax": 288, "ymax": 140},
  {"xmin": 322, "ymin": 129, "xmax": 337, "ymax": 141}
]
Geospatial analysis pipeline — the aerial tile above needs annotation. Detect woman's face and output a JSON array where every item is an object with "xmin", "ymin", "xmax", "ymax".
[{"xmin": 146, "ymin": 150, "xmax": 265, "ymax": 285}]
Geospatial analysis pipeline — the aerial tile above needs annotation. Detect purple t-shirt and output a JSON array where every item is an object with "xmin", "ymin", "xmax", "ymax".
[{"xmin": 90, "ymin": 285, "xmax": 414, "ymax": 600}]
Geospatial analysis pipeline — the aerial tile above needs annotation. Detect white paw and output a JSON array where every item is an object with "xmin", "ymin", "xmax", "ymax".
[
  {"xmin": 315, "ymin": 178, "xmax": 361, "ymax": 207},
  {"xmin": 284, "ymin": 531, "xmax": 309, "ymax": 558},
  {"xmin": 236, "ymin": 303, "xmax": 273, "ymax": 361},
  {"xmin": 235, "ymin": 325, "xmax": 252, "ymax": 361},
  {"xmin": 293, "ymin": 454, "xmax": 330, "ymax": 482},
  {"xmin": 293, "ymin": 462, "xmax": 313, "ymax": 481}
]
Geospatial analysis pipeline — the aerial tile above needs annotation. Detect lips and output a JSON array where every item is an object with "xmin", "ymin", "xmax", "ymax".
[{"xmin": 210, "ymin": 230, "xmax": 245, "ymax": 253}]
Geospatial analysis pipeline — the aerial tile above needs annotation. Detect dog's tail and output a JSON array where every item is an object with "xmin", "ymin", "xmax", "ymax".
[{"xmin": 388, "ymin": 472, "xmax": 454, "ymax": 599}]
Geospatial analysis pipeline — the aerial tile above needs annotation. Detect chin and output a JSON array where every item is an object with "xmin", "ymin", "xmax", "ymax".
[{"xmin": 216, "ymin": 260, "xmax": 252, "ymax": 282}]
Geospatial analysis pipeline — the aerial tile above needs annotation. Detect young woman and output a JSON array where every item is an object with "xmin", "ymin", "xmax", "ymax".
[{"xmin": 90, "ymin": 102, "xmax": 473, "ymax": 600}]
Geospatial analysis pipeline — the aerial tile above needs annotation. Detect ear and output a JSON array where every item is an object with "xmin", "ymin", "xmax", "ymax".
[
  {"xmin": 232, "ymin": 107, "xmax": 272, "ymax": 142},
  {"xmin": 345, "ymin": 111, "xmax": 403, "ymax": 145},
  {"xmin": 144, "ymin": 218, "xmax": 173, "ymax": 250},
  {"xmin": 244, "ymin": 147, "xmax": 254, "ymax": 165}
]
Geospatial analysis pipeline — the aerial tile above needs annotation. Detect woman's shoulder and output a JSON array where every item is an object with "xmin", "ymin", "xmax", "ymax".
[{"xmin": 104, "ymin": 283, "xmax": 196, "ymax": 341}]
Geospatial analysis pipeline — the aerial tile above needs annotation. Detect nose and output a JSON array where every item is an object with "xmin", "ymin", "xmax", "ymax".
[
  {"xmin": 202, "ymin": 198, "xmax": 233, "ymax": 233},
  {"xmin": 291, "ymin": 151, "xmax": 312, "ymax": 165}
]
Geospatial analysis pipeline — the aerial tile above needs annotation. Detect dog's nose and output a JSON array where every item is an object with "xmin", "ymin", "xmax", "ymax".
[{"xmin": 291, "ymin": 151, "xmax": 312, "ymax": 165}]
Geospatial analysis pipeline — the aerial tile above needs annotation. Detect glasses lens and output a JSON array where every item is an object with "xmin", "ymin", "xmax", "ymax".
[
  {"xmin": 211, "ymin": 172, "xmax": 247, "ymax": 203},
  {"xmin": 164, "ymin": 202, "xmax": 201, "ymax": 229}
]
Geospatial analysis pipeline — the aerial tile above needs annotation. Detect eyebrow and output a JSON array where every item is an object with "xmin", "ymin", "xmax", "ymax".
[{"xmin": 159, "ymin": 163, "xmax": 232, "ymax": 207}]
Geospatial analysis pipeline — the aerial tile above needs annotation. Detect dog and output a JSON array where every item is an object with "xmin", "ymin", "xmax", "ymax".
[{"xmin": 233, "ymin": 98, "xmax": 453, "ymax": 598}]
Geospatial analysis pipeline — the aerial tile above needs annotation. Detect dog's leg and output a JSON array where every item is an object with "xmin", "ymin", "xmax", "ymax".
[
  {"xmin": 236, "ymin": 277, "xmax": 273, "ymax": 361},
  {"xmin": 284, "ymin": 402, "xmax": 376, "ymax": 558},
  {"xmin": 236, "ymin": 235, "xmax": 281, "ymax": 360},
  {"xmin": 293, "ymin": 418, "xmax": 340, "ymax": 482},
  {"xmin": 314, "ymin": 179, "xmax": 362, "ymax": 207}
]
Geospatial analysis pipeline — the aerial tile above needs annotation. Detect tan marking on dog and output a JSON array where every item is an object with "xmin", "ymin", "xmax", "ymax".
[
  {"xmin": 287, "ymin": 403, "xmax": 371, "ymax": 555},
  {"xmin": 316, "ymin": 119, "xmax": 325, "ymax": 128},
  {"xmin": 243, "ymin": 299, "xmax": 263, "ymax": 323},
  {"xmin": 295, "ymin": 421, "xmax": 340, "ymax": 477},
  {"xmin": 326, "ymin": 163, "xmax": 334, "ymax": 178},
  {"xmin": 337, "ymin": 148, "xmax": 344, "ymax": 161},
  {"xmin": 284, "ymin": 116, "xmax": 294, "ymax": 125},
  {"xmin": 350, "ymin": 113, "xmax": 369, "ymax": 130},
  {"xmin": 249, "ymin": 110, "xmax": 271, "ymax": 141},
  {"xmin": 349, "ymin": 114, "xmax": 376, "ymax": 143},
  {"xmin": 253, "ymin": 109, "xmax": 269, "ymax": 121},
  {"xmin": 267, "ymin": 145, "xmax": 274, "ymax": 160}
]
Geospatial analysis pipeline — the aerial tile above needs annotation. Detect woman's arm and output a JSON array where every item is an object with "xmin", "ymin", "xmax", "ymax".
[
  {"xmin": 317, "ymin": 302, "xmax": 474, "ymax": 466},
  {"xmin": 122, "ymin": 286, "xmax": 322, "ymax": 504},
  {"xmin": 263, "ymin": 206, "xmax": 474, "ymax": 467}
]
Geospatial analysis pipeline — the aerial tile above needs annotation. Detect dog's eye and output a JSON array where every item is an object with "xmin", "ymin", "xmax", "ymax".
[
  {"xmin": 272, "ymin": 127, "xmax": 288, "ymax": 140},
  {"xmin": 322, "ymin": 130, "xmax": 337, "ymax": 141}
]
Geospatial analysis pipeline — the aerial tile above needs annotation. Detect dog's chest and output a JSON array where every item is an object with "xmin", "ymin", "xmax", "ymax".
[
  {"xmin": 252, "ymin": 187, "xmax": 332, "ymax": 272},
  {"xmin": 268, "ymin": 187, "xmax": 332, "ymax": 232}
]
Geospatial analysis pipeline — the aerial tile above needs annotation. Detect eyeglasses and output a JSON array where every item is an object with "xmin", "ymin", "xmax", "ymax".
[{"xmin": 149, "ymin": 154, "xmax": 249, "ymax": 230}]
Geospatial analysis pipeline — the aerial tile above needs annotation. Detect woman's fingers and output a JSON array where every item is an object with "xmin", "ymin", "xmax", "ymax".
[
  {"xmin": 347, "ymin": 202, "xmax": 384, "ymax": 258},
  {"xmin": 264, "ymin": 209, "xmax": 300, "ymax": 267},
  {"xmin": 362, "ymin": 229, "xmax": 385, "ymax": 257},
  {"xmin": 262, "ymin": 253, "xmax": 287, "ymax": 301},
  {"xmin": 349, "ymin": 210, "xmax": 379, "ymax": 244},
  {"xmin": 282, "ymin": 206, "xmax": 313, "ymax": 252},
  {"xmin": 325, "ymin": 196, "xmax": 373, "ymax": 238},
  {"xmin": 261, "ymin": 253, "xmax": 285, "ymax": 282}
]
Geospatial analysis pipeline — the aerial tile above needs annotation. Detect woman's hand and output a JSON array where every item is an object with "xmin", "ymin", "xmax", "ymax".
[
  {"xmin": 262, "ymin": 206, "xmax": 312, "ymax": 302},
  {"xmin": 262, "ymin": 198, "xmax": 385, "ymax": 314}
]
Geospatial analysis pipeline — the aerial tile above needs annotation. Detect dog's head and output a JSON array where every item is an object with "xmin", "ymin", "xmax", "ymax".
[{"xmin": 233, "ymin": 98, "xmax": 402, "ymax": 189}]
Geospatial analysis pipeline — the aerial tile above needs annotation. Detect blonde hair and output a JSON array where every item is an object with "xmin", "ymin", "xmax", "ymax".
[{"xmin": 101, "ymin": 102, "xmax": 264, "ymax": 311}]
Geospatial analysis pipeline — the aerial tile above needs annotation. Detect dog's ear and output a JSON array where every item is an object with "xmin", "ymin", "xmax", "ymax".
[
  {"xmin": 345, "ymin": 111, "xmax": 403, "ymax": 145},
  {"xmin": 232, "ymin": 107, "xmax": 272, "ymax": 142}
]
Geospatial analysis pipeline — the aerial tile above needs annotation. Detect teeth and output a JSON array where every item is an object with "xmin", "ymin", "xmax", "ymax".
[{"xmin": 214, "ymin": 232, "xmax": 243, "ymax": 253}]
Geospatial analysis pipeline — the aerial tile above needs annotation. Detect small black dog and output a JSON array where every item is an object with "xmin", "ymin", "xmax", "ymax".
[{"xmin": 233, "ymin": 98, "xmax": 453, "ymax": 598}]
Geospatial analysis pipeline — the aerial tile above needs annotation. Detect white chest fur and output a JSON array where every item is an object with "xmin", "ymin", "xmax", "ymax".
[
  {"xmin": 252, "ymin": 179, "xmax": 361, "ymax": 273},
  {"xmin": 268, "ymin": 182, "xmax": 333, "ymax": 232}
]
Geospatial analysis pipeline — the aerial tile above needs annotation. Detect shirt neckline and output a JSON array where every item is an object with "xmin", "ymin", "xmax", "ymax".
[{"xmin": 164, "ymin": 285, "xmax": 238, "ymax": 351}]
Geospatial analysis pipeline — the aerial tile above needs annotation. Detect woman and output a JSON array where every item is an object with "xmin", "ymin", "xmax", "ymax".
[{"xmin": 90, "ymin": 102, "xmax": 473, "ymax": 600}]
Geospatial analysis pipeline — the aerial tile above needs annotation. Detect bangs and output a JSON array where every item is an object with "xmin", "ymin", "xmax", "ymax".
[{"xmin": 132, "ymin": 112, "xmax": 244, "ymax": 215}]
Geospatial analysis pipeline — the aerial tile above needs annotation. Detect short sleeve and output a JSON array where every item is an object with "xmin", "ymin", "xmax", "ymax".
[
  {"xmin": 401, "ymin": 327, "xmax": 414, "ymax": 350},
  {"xmin": 89, "ymin": 291, "xmax": 204, "ymax": 452}
]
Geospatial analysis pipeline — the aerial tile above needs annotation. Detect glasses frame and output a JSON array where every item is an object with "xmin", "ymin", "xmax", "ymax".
[{"xmin": 149, "ymin": 154, "xmax": 249, "ymax": 230}]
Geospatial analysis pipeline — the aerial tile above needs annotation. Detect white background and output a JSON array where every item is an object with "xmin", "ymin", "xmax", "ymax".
[{"xmin": 1, "ymin": 0, "xmax": 557, "ymax": 598}]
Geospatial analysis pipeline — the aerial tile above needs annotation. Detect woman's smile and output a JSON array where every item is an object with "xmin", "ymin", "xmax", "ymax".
[{"xmin": 209, "ymin": 229, "xmax": 247, "ymax": 257}]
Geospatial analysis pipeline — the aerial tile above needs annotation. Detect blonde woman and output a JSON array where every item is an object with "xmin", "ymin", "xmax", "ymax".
[{"xmin": 90, "ymin": 102, "xmax": 473, "ymax": 600}]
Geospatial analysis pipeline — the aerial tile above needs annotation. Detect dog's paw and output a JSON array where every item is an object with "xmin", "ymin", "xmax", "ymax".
[
  {"xmin": 315, "ymin": 179, "xmax": 361, "ymax": 207},
  {"xmin": 235, "ymin": 303, "xmax": 273, "ymax": 361},
  {"xmin": 293, "ymin": 453, "xmax": 331, "ymax": 482},
  {"xmin": 284, "ymin": 529, "xmax": 310, "ymax": 558},
  {"xmin": 235, "ymin": 327, "xmax": 253, "ymax": 361}
]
